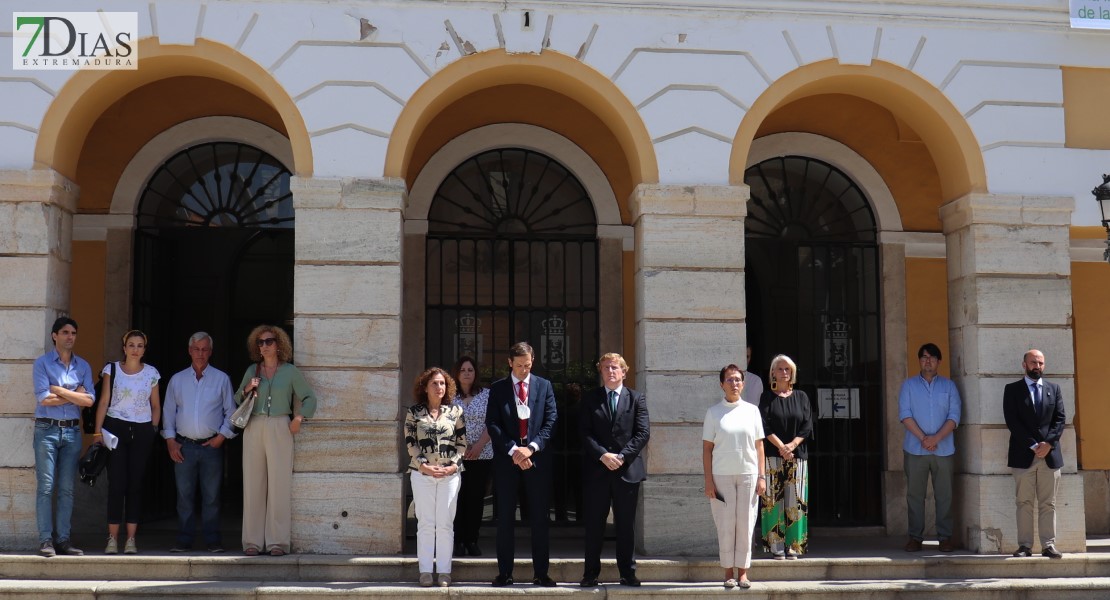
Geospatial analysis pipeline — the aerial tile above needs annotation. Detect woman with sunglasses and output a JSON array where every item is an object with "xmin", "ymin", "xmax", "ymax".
[
  {"xmin": 235, "ymin": 325, "xmax": 316, "ymax": 556},
  {"xmin": 94, "ymin": 329, "xmax": 161, "ymax": 554}
]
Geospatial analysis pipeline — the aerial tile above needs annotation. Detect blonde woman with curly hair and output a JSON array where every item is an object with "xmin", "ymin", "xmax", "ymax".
[
  {"xmin": 234, "ymin": 325, "xmax": 316, "ymax": 556},
  {"xmin": 405, "ymin": 367, "xmax": 466, "ymax": 587}
]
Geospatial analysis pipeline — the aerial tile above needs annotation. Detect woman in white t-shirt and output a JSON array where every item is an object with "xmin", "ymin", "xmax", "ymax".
[
  {"xmin": 702, "ymin": 364, "xmax": 767, "ymax": 589},
  {"xmin": 94, "ymin": 330, "xmax": 161, "ymax": 555}
]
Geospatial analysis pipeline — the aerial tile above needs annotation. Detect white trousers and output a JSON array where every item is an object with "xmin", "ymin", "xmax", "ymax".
[
  {"xmin": 709, "ymin": 473, "xmax": 759, "ymax": 569},
  {"xmin": 410, "ymin": 470, "xmax": 461, "ymax": 574}
]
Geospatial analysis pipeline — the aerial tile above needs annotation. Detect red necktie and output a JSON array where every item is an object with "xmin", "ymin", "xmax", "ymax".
[{"xmin": 517, "ymin": 380, "xmax": 528, "ymax": 440}]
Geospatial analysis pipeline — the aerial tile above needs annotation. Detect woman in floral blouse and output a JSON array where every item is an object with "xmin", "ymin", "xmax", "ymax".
[{"xmin": 405, "ymin": 367, "xmax": 467, "ymax": 587}]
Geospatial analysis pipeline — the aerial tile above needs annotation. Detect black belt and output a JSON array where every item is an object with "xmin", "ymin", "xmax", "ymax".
[
  {"xmin": 176, "ymin": 434, "xmax": 216, "ymax": 445},
  {"xmin": 36, "ymin": 417, "xmax": 79, "ymax": 427}
]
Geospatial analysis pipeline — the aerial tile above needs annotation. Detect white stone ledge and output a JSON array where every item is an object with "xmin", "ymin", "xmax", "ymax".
[
  {"xmin": 940, "ymin": 193, "xmax": 1073, "ymax": 233},
  {"xmin": 631, "ymin": 184, "xmax": 749, "ymax": 219}
]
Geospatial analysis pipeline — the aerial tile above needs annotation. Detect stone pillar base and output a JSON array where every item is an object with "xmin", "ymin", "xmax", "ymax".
[
  {"xmin": 960, "ymin": 473, "xmax": 1086, "ymax": 553},
  {"xmin": 640, "ymin": 475, "xmax": 719, "ymax": 556}
]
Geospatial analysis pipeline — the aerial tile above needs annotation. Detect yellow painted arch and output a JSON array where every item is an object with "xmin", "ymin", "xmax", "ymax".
[
  {"xmin": 384, "ymin": 49, "xmax": 657, "ymax": 187},
  {"xmin": 730, "ymin": 60, "xmax": 986, "ymax": 201},
  {"xmin": 36, "ymin": 38, "xmax": 312, "ymax": 180}
]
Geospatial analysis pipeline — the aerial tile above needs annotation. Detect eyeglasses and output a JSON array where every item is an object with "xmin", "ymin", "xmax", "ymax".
[
  {"xmin": 257, "ymin": 337, "xmax": 277, "ymax": 347},
  {"xmin": 724, "ymin": 377, "xmax": 743, "ymax": 384}
]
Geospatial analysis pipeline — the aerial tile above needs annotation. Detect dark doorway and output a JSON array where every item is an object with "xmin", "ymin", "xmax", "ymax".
[
  {"xmin": 421, "ymin": 148, "xmax": 600, "ymax": 536},
  {"xmin": 132, "ymin": 142, "xmax": 294, "ymax": 525},
  {"xmin": 744, "ymin": 156, "xmax": 883, "ymax": 527}
]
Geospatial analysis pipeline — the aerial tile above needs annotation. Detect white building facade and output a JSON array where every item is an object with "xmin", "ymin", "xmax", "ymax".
[{"xmin": 2, "ymin": 0, "xmax": 1110, "ymax": 554}]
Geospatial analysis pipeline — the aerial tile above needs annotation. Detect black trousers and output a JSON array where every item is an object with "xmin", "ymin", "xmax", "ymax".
[
  {"xmin": 454, "ymin": 458, "xmax": 491, "ymax": 545},
  {"xmin": 582, "ymin": 471, "xmax": 640, "ymax": 579},
  {"xmin": 104, "ymin": 416, "xmax": 155, "ymax": 525},
  {"xmin": 492, "ymin": 454, "xmax": 552, "ymax": 577}
]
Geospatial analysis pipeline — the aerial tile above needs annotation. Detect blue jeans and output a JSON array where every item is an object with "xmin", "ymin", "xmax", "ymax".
[
  {"xmin": 175, "ymin": 440, "xmax": 224, "ymax": 545},
  {"xmin": 33, "ymin": 422, "xmax": 82, "ymax": 543}
]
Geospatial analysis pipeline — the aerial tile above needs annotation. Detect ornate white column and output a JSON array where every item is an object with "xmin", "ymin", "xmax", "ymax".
[
  {"xmin": 632, "ymin": 183, "xmax": 748, "ymax": 555},
  {"xmin": 941, "ymin": 192, "xmax": 1085, "ymax": 553}
]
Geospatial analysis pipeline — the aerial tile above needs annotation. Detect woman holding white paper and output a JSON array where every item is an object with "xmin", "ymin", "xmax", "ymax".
[{"xmin": 95, "ymin": 329, "xmax": 161, "ymax": 554}]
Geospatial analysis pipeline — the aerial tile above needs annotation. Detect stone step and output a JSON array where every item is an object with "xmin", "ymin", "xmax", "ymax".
[
  {"xmin": 1, "ymin": 578, "xmax": 1110, "ymax": 599},
  {"xmin": 4, "ymin": 554, "xmax": 1110, "ymax": 584}
]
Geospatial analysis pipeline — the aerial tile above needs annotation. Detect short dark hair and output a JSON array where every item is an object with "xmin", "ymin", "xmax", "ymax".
[
  {"xmin": 509, "ymin": 342, "xmax": 534, "ymax": 360},
  {"xmin": 51, "ymin": 317, "xmax": 78, "ymax": 334},
  {"xmin": 918, "ymin": 343, "xmax": 942, "ymax": 361},
  {"xmin": 720, "ymin": 364, "xmax": 744, "ymax": 383}
]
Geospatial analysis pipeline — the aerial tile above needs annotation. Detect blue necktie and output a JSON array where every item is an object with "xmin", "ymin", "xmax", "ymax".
[{"xmin": 1031, "ymin": 383, "xmax": 1041, "ymax": 417}]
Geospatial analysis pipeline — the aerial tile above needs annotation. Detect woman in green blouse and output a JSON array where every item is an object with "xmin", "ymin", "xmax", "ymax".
[{"xmin": 235, "ymin": 325, "xmax": 315, "ymax": 556}]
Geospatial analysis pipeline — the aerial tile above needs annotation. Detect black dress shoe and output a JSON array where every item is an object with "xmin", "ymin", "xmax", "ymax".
[
  {"xmin": 55, "ymin": 540, "xmax": 84, "ymax": 556},
  {"xmin": 533, "ymin": 575, "xmax": 557, "ymax": 587},
  {"xmin": 454, "ymin": 542, "xmax": 465, "ymax": 556},
  {"xmin": 1013, "ymin": 545, "xmax": 1032, "ymax": 557},
  {"xmin": 464, "ymin": 542, "xmax": 482, "ymax": 556},
  {"xmin": 491, "ymin": 574, "xmax": 514, "ymax": 587},
  {"xmin": 620, "ymin": 575, "xmax": 642, "ymax": 587},
  {"xmin": 1042, "ymin": 545, "xmax": 1063, "ymax": 559},
  {"xmin": 580, "ymin": 577, "xmax": 599, "ymax": 587}
]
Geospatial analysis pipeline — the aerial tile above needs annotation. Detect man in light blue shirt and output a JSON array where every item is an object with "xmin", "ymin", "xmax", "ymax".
[
  {"xmin": 161, "ymin": 332, "xmax": 236, "ymax": 553},
  {"xmin": 32, "ymin": 316, "xmax": 95, "ymax": 557},
  {"xmin": 898, "ymin": 342, "xmax": 961, "ymax": 553}
]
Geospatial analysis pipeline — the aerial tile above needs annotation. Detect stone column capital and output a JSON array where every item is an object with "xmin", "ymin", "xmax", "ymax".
[
  {"xmin": 291, "ymin": 176, "xmax": 406, "ymax": 210},
  {"xmin": 0, "ymin": 169, "xmax": 78, "ymax": 213},
  {"xmin": 630, "ymin": 183, "xmax": 749, "ymax": 220},
  {"xmin": 939, "ymin": 192, "xmax": 1073, "ymax": 234}
]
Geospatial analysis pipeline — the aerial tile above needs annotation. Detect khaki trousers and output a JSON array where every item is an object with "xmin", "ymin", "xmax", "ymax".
[
  {"xmin": 1012, "ymin": 456, "xmax": 1060, "ymax": 548},
  {"xmin": 242, "ymin": 415, "xmax": 294, "ymax": 552}
]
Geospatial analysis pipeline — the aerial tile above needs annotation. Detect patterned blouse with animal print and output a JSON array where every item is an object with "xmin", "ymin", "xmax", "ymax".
[{"xmin": 404, "ymin": 403, "xmax": 467, "ymax": 471}]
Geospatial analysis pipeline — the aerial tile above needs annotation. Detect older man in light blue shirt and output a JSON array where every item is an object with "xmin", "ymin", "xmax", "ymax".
[
  {"xmin": 899, "ymin": 342, "xmax": 961, "ymax": 553},
  {"xmin": 32, "ymin": 317, "xmax": 95, "ymax": 557},
  {"xmin": 162, "ymin": 332, "xmax": 236, "ymax": 552}
]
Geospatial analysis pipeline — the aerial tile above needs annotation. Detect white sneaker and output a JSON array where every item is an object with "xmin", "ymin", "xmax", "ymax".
[
  {"xmin": 124, "ymin": 538, "xmax": 137, "ymax": 554},
  {"xmin": 105, "ymin": 536, "xmax": 118, "ymax": 555}
]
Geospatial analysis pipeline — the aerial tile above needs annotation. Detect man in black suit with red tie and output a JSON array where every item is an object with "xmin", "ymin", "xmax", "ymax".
[
  {"xmin": 1002, "ymin": 349, "xmax": 1066, "ymax": 559},
  {"xmin": 485, "ymin": 342, "xmax": 558, "ymax": 587},
  {"xmin": 579, "ymin": 353, "xmax": 650, "ymax": 588}
]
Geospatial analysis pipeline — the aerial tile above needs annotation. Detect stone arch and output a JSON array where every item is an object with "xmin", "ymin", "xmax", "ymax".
[
  {"xmin": 111, "ymin": 117, "xmax": 294, "ymax": 216},
  {"xmin": 408, "ymin": 124, "xmax": 621, "ymax": 229},
  {"xmin": 730, "ymin": 60, "xmax": 986, "ymax": 202},
  {"xmin": 747, "ymin": 132, "xmax": 902, "ymax": 233},
  {"xmin": 385, "ymin": 49, "xmax": 657, "ymax": 212},
  {"xmin": 35, "ymin": 37, "xmax": 312, "ymax": 181}
]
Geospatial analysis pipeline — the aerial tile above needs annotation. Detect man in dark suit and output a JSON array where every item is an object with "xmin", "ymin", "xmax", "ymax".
[
  {"xmin": 1002, "ymin": 349, "xmax": 1066, "ymax": 559},
  {"xmin": 579, "ymin": 353, "xmax": 650, "ymax": 588},
  {"xmin": 485, "ymin": 342, "xmax": 558, "ymax": 587}
]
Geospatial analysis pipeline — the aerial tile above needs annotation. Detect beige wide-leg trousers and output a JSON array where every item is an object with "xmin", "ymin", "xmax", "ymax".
[{"xmin": 242, "ymin": 415, "xmax": 294, "ymax": 553}]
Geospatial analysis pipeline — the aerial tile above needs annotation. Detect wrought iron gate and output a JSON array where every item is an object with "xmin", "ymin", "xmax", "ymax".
[
  {"xmin": 745, "ymin": 156, "xmax": 883, "ymax": 526},
  {"xmin": 424, "ymin": 148, "xmax": 600, "ymax": 527}
]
